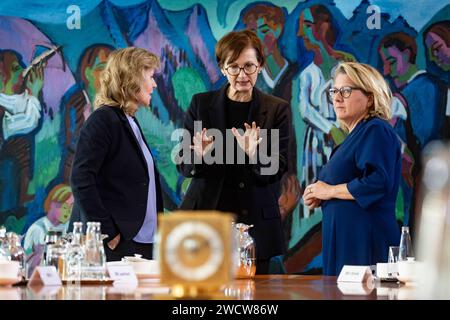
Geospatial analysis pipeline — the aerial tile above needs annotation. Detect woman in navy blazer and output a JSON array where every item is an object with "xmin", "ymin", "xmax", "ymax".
[
  {"xmin": 303, "ymin": 62, "xmax": 401, "ymax": 276},
  {"xmin": 71, "ymin": 47, "xmax": 164, "ymax": 261},
  {"xmin": 177, "ymin": 30, "xmax": 291, "ymax": 273}
]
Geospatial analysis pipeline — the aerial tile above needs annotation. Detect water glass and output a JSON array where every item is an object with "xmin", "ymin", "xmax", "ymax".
[
  {"xmin": 45, "ymin": 243, "xmax": 68, "ymax": 278},
  {"xmin": 388, "ymin": 246, "xmax": 400, "ymax": 278}
]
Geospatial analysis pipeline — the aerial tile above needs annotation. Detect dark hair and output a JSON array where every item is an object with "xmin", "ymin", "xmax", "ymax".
[
  {"xmin": 78, "ymin": 44, "xmax": 114, "ymax": 86},
  {"xmin": 243, "ymin": 4, "xmax": 285, "ymax": 29},
  {"xmin": 0, "ymin": 49, "xmax": 25, "ymax": 77},
  {"xmin": 215, "ymin": 30, "xmax": 265, "ymax": 68},
  {"xmin": 0, "ymin": 50, "xmax": 26, "ymax": 93},
  {"xmin": 423, "ymin": 21, "xmax": 450, "ymax": 47},
  {"xmin": 309, "ymin": 5, "xmax": 336, "ymax": 47},
  {"xmin": 379, "ymin": 32, "xmax": 417, "ymax": 64}
]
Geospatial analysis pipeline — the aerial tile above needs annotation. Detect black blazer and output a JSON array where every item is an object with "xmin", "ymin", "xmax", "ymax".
[
  {"xmin": 70, "ymin": 105, "xmax": 164, "ymax": 241},
  {"xmin": 177, "ymin": 85, "xmax": 291, "ymax": 259}
]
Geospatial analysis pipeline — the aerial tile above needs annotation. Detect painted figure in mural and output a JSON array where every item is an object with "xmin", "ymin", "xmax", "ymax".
[
  {"xmin": 423, "ymin": 21, "xmax": 450, "ymax": 72},
  {"xmin": 379, "ymin": 32, "xmax": 446, "ymax": 148},
  {"xmin": 177, "ymin": 30, "xmax": 290, "ymax": 274},
  {"xmin": 59, "ymin": 44, "xmax": 114, "ymax": 182},
  {"xmin": 303, "ymin": 62, "xmax": 401, "ymax": 276},
  {"xmin": 242, "ymin": 3, "xmax": 301, "ymax": 222},
  {"xmin": 296, "ymin": 5, "xmax": 352, "ymax": 219},
  {"xmin": 0, "ymin": 50, "xmax": 42, "ymax": 143},
  {"xmin": 423, "ymin": 21, "xmax": 450, "ymax": 139},
  {"xmin": 78, "ymin": 44, "xmax": 115, "ymax": 109},
  {"xmin": 0, "ymin": 49, "xmax": 45, "ymax": 212},
  {"xmin": 23, "ymin": 184, "xmax": 73, "ymax": 255},
  {"xmin": 71, "ymin": 47, "xmax": 164, "ymax": 261},
  {"xmin": 379, "ymin": 32, "xmax": 447, "ymax": 235},
  {"xmin": 242, "ymin": 4, "xmax": 297, "ymax": 100}
]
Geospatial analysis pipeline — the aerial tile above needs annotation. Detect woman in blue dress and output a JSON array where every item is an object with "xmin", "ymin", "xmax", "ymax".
[{"xmin": 302, "ymin": 62, "xmax": 401, "ymax": 276}]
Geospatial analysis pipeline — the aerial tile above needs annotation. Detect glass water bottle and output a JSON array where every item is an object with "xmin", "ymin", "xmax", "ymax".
[
  {"xmin": 399, "ymin": 226, "xmax": 414, "ymax": 261},
  {"xmin": 83, "ymin": 222, "xmax": 106, "ymax": 280}
]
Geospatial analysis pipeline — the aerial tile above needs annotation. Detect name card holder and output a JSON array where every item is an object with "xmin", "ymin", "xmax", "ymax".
[
  {"xmin": 337, "ymin": 265, "xmax": 374, "ymax": 283},
  {"xmin": 28, "ymin": 266, "xmax": 62, "ymax": 286},
  {"xmin": 107, "ymin": 264, "xmax": 138, "ymax": 284}
]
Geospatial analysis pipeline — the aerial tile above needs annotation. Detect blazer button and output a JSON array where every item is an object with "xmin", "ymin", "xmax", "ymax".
[
  {"xmin": 239, "ymin": 182, "xmax": 245, "ymax": 189},
  {"xmin": 142, "ymin": 182, "xmax": 148, "ymax": 187},
  {"xmin": 241, "ymin": 209, "xmax": 248, "ymax": 216}
]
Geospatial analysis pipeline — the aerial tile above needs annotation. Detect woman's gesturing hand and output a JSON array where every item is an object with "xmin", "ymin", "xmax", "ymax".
[
  {"xmin": 190, "ymin": 128, "xmax": 214, "ymax": 159},
  {"xmin": 231, "ymin": 121, "xmax": 262, "ymax": 161}
]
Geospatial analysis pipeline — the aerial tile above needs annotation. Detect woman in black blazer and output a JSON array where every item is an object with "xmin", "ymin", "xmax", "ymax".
[
  {"xmin": 177, "ymin": 30, "xmax": 291, "ymax": 273},
  {"xmin": 71, "ymin": 47, "xmax": 164, "ymax": 261}
]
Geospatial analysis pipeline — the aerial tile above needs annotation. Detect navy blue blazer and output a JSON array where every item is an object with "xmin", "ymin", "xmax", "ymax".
[{"xmin": 70, "ymin": 105, "xmax": 164, "ymax": 241}]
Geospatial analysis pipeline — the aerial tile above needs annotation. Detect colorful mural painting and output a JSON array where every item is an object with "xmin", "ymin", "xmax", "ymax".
[{"xmin": 0, "ymin": 0, "xmax": 448, "ymax": 274}]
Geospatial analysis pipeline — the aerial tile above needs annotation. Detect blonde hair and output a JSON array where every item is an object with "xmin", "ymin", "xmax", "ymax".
[
  {"xmin": 94, "ymin": 47, "xmax": 160, "ymax": 116},
  {"xmin": 44, "ymin": 184, "xmax": 72, "ymax": 212},
  {"xmin": 333, "ymin": 62, "xmax": 392, "ymax": 124}
]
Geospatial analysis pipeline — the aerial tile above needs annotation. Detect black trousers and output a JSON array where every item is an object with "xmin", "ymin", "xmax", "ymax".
[{"xmin": 104, "ymin": 238, "xmax": 154, "ymax": 261}]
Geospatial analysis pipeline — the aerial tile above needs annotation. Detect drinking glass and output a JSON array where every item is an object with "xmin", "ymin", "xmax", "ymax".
[{"xmin": 388, "ymin": 246, "xmax": 399, "ymax": 278}]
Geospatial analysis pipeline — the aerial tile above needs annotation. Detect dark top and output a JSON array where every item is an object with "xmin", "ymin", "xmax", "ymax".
[
  {"xmin": 225, "ymin": 96, "xmax": 251, "ymax": 128},
  {"xmin": 70, "ymin": 105, "xmax": 164, "ymax": 241},
  {"xmin": 177, "ymin": 85, "xmax": 291, "ymax": 260},
  {"xmin": 223, "ymin": 96, "xmax": 250, "ymax": 187},
  {"xmin": 318, "ymin": 117, "xmax": 401, "ymax": 276}
]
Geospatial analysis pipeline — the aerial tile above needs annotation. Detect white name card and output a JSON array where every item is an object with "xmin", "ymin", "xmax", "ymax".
[
  {"xmin": 107, "ymin": 265, "xmax": 138, "ymax": 283},
  {"xmin": 28, "ymin": 266, "xmax": 62, "ymax": 286},
  {"xmin": 337, "ymin": 265, "xmax": 373, "ymax": 283}
]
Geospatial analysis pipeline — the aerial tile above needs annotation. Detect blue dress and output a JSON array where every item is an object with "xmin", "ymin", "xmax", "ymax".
[{"xmin": 318, "ymin": 117, "xmax": 401, "ymax": 276}]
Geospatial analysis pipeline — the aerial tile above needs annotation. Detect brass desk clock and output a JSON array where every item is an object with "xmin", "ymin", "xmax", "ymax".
[{"xmin": 157, "ymin": 211, "xmax": 235, "ymax": 298}]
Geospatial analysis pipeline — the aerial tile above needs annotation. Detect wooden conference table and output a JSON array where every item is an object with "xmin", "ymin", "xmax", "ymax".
[{"xmin": 0, "ymin": 275, "xmax": 417, "ymax": 300}]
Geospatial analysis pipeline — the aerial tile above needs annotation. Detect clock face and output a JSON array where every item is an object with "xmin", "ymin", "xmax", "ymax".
[{"xmin": 164, "ymin": 221, "xmax": 224, "ymax": 281}]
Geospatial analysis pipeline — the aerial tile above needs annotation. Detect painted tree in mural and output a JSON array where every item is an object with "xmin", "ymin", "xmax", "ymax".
[{"xmin": 0, "ymin": 0, "xmax": 448, "ymax": 274}]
